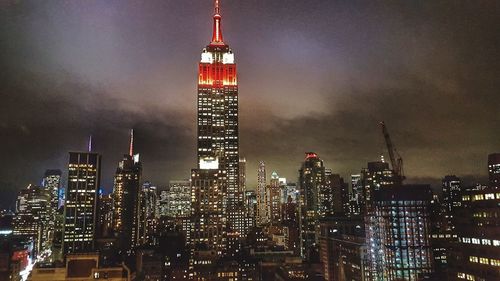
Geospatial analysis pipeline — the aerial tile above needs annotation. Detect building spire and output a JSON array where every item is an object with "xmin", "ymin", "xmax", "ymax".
[
  {"xmin": 211, "ymin": 0, "xmax": 224, "ymax": 44},
  {"xmin": 88, "ymin": 135, "xmax": 92, "ymax": 152},
  {"xmin": 129, "ymin": 129, "xmax": 134, "ymax": 156}
]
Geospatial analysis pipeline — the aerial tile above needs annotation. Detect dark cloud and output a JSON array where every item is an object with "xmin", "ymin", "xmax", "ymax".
[{"xmin": 1, "ymin": 0, "xmax": 499, "ymax": 208}]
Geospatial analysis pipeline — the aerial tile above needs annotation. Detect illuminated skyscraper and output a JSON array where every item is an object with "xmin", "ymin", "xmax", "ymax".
[
  {"xmin": 268, "ymin": 171, "xmax": 282, "ymax": 224},
  {"xmin": 63, "ymin": 151, "xmax": 101, "ymax": 255},
  {"xmin": 298, "ymin": 152, "xmax": 327, "ymax": 260},
  {"xmin": 256, "ymin": 161, "xmax": 268, "ymax": 225},
  {"xmin": 112, "ymin": 130, "xmax": 142, "ymax": 253},
  {"xmin": 190, "ymin": 1, "xmax": 241, "ymax": 260},
  {"xmin": 13, "ymin": 184, "xmax": 50, "ymax": 255},
  {"xmin": 138, "ymin": 181, "xmax": 158, "ymax": 246},
  {"xmin": 195, "ymin": 0, "xmax": 241, "ymax": 234},
  {"xmin": 42, "ymin": 169, "xmax": 62, "ymax": 251}
]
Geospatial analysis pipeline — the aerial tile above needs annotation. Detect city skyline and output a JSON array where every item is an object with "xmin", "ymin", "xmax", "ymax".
[
  {"xmin": 1, "ymin": 1, "xmax": 499, "ymax": 280},
  {"xmin": 1, "ymin": 1, "xmax": 499, "ymax": 208}
]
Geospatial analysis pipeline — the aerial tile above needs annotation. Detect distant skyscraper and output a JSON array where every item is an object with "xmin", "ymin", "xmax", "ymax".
[
  {"xmin": 13, "ymin": 184, "xmax": 50, "ymax": 255},
  {"xmin": 442, "ymin": 175, "xmax": 462, "ymax": 214},
  {"xmin": 268, "ymin": 171, "xmax": 282, "ymax": 224},
  {"xmin": 349, "ymin": 174, "xmax": 362, "ymax": 215},
  {"xmin": 42, "ymin": 169, "xmax": 62, "ymax": 212},
  {"xmin": 138, "ymin": 181, "xmax": 158, "ymax": 246},
  {"xmin": 298, "ymin": 152, "xmax": 327, "ymax": 260},
  {"xmin": 63, "ymin": 151, "xmax": 101, "ymax": 255},
  {"xmin": 194, "ymin": 0, "xmax": 241, "ymax": 238},
  {"xmin": 42, "ymin": 169, "xmax": 62, "ymax": 251},
  {"xmin": 256, "ymin": 161, "xmax": 268, "ymax": 225},
  {"xmin": 488, "ymin": 153, "xmax": 500, "ymax": 189},
  {"xmin": 112, "ymin": 130, "xmax": 142, "ymax": 253}
]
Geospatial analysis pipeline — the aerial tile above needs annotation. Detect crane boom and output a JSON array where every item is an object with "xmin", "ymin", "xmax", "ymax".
[{"xmin": 380, "ymin": 121, "xmax": 404, "ymax": 181}]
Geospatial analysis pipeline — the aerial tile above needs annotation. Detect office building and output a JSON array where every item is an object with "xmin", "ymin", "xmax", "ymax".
[{"xmin": 63, "ymin": 151, "xmax": 101, "ymax": 255}]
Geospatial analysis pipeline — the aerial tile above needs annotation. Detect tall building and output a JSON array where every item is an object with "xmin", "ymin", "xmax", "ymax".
[
  {"xmin": 442, "ymin": 175, "xmax": 462, "ymax": 214},
  {"xmin": 138, "ymin": 181, "xmax": 158, "ymax": 246},
  {"xmin": 268, "ymin": 171, "xmax": 282, "ymax": 224},
  {"xmin": 349, "ymin": 174, "xmax": 362, "ymax": 215},
  {"xmin": 256, "ymin": 161, "xmax": 268, "ymax": 226},
  {"xmin": 447, "ymin": 155, "xmax": 500, "ymax": 281},
  {"xmin": 298, "ymin": 152, "xmax": 327, "ymax": 260},
  {"xmin": 96, "ymin": 193, "xmax": 113, "ymax": 238},
  {"xmin": 488, "ymin": 153, "xmax": 500, "ymax": 189},
  {"xmin": 13, "ymin": 184, "xmax": 50, "ymax": 255},
  {"xmin": 448, "ymin": 188, "xmax": 500, "ymax": 281},
  {"xmin": 112, "ymin": 130, "xmax": 142, "ymax": 253},
  {"xmin": 63, "ymin": 151, "xmax": 101, "ymax": 255},
  {"xmin": 366, "ymin": 185, "xmax": 434, "ymax": 280},
  {"xmin": 194, "ymin": 0, "xmax": 242, "ymax": 238},
  {"xmin": 42, "ymin": 169, "xmax": 62, "ymax": 251}
]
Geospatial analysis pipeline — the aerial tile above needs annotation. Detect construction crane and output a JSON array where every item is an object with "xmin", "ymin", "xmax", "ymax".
[{"xmin": 380, "ymin": 121, "xmax": 405, "ymax": 182}]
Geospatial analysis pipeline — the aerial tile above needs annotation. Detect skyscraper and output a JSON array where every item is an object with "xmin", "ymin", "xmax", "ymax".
[
  {"xmin": 42, "ymin": 169, "xmax": 62, "ymax": 252},
  {"xmin": 112, "ymin": 130, "xmax": 142, "ymax": 253},
  {"xmin": 190, "ymin": 1, "xmax": 240, "ymax": 260},
  {"xmin": 63, "ymin": 151, "xmax": 101, "ymax": 255},
  {"xmin": 13, "ymin": 184, "xmax": 50, "ymax": 255},
  {"xmin": 138, "ymin": 181, "xmax": 158, "ymax": 246},
  {"xmin": 298, "ymin": 152, "xmax": 327, "ymax": 260},
  {"xmin": 256, "ymin": 161, "xmax": 268, "ymax": 225},
  {"xmin": 268, "ymin": 171, "xmax": 282, "ymax": 224},
  {"xmin": 195, "ymin": 0, "xmax": 241, "ymax": 234}
]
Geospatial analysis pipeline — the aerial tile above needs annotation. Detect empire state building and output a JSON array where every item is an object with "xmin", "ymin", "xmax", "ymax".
[{"xmin": 191, "ymin": 0, "xmax": 244, "ymax": 254}]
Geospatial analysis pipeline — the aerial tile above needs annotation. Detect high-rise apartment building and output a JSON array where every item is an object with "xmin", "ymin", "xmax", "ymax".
[
  {"xmin": 63, "ymin": 151, "xmax": 101, "ymax": 255},
  {"xmin": 298, "ymin": 152, "xmax": 327, "ymax": 260}
]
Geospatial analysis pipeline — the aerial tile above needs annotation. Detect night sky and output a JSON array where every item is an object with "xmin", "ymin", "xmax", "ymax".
[{"xmin": 1, "ymin": 1, "xmax": 499, "ymax": 208}]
